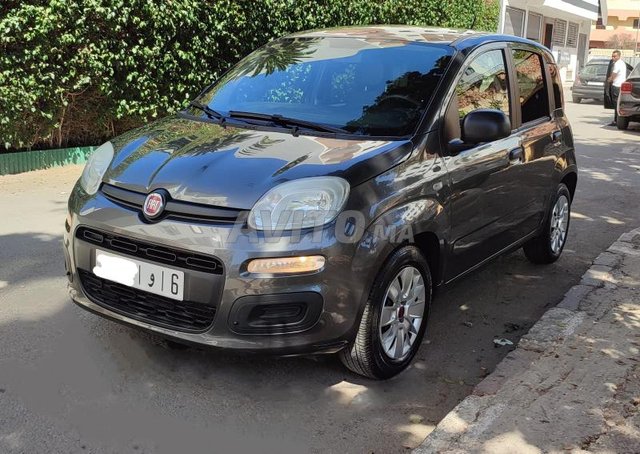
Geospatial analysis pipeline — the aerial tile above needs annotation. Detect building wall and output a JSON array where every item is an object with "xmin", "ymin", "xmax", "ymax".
[
  {"xmin": 589, "ymin": 1, "xmax": 640, "ymax": 52},
  {"xmin": 500, "ymin": 0, "xmax": 600, "ymax": 82}
]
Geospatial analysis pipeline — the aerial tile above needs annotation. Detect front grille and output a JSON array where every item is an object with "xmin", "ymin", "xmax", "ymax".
[
  {"xmin": 78, "ymin": 269, "xmax": 216, "ymax": 333},
  {"xmin": 76, "ymin": 226, "xmax": 223, "ymax": 275},
  {"xmin": 100, "ymin": 183, "xmax": 243, "ymax": 224}
]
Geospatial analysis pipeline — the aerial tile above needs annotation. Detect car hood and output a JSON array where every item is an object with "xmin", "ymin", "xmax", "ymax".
[{"xmin": 104, "ymin": 115, "xmax": 413, "ymax": 209}]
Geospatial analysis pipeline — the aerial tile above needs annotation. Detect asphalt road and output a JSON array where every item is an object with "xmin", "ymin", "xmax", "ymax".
[{"xmin": 1, "ymin": 96, "xmax": 639, "ymax": 454}]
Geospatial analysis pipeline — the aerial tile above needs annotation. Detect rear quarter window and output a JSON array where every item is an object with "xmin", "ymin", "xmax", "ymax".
[{"xmin": 548, "ymin": 63, "xmax": 563, "ymax": 111}]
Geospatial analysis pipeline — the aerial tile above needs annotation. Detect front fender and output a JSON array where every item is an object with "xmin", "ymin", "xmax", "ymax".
[{"xmin": 351, "ymin": 197, "xmax": 449, "ymax": 292}]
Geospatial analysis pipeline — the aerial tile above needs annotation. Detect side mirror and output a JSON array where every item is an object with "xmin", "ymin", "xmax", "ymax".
[
  {"xmin": 448, "ymin": 109, "xmax": 511, "ymax": 154},
  {"xmin": 461, "ymin": 109, "xmax": 511, "ymax": 145}
]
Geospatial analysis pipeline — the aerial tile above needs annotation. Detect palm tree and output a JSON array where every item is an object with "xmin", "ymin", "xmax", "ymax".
[{"xmin": 233, "ymin": 38, "xmax": 321, "ymax": 78}]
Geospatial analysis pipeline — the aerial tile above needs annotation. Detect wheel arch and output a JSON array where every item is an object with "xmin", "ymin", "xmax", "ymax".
[
  {"xmin": 351, "ymin": 198, "xmax": 448, "ymax": 297},
  {"xmin": 413, "ymin": 230, "xmax": 443, "ymax": 288},
  {"xmin": 561, "ymin": 171, "xmax": 577, "ymax": 201}
]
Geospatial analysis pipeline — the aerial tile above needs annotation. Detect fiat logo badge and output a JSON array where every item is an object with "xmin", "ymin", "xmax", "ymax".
[{"xmin": 143, "ymin": 192, "xmax": 165, "ymax": 220}]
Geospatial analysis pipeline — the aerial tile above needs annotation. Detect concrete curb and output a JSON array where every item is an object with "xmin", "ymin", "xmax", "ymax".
[
  {"xmin": 0, "ymin": 146, "xmax": 94, "ymax": 176},
  {"xmin": 415, "ymin": 227, "xmax": 640, "ymax": 453}
]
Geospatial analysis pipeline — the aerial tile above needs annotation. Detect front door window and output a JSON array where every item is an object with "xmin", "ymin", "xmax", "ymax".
[{"xmin": 456, "ymin": 49, "xmax": 510, "ymax": 120}]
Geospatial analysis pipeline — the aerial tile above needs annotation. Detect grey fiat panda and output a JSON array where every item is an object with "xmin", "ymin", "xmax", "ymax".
[{"xmin": 64, "ymin": 26, "xmax": 577, "ymax": 379}]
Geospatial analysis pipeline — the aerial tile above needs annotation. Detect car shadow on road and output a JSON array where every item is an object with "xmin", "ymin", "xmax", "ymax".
[
  {"xmin": 577, "ymin": 117, "xmax": 640, "ymax": 132},
  {"xmin": 0, "ymin": 231, "xmax": 567, "ymax": 453},
  {"xmin": 2, "ymin": 132, "xmax": 639, "ymax": 451},
  {"xmin": 0, "ymin": 232, "xmax": 65, "ymax": 288}
]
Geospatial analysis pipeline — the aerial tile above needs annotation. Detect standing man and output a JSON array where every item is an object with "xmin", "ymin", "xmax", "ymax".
[{"xmin": 605, "ymin": 50, "xmax": 627, "ymax": 126}]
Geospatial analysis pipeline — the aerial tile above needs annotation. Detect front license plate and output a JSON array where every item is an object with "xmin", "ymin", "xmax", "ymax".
[{"xmin": 93, "ymin": 249, "xmax": 185, "ymax": 301}]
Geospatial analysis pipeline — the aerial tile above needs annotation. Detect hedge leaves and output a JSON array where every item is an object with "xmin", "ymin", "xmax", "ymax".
[{"xmin": 0, "ymin": 0, "xmax": 498, "ymax": 151}]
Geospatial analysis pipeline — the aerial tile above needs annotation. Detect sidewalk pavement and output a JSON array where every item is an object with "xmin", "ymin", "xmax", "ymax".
[{"xmin": 416, "ymin": 228, "xmax": 640, "ymax": 454}]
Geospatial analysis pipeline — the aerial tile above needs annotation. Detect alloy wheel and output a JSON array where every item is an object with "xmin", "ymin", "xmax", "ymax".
[
  {"xmin": 550, "ymin": 194, "xmax": 569, "ymax": 254},
  {"xmin": 378, "ymin": 266, "xmax": 426, "ymax": 360}
]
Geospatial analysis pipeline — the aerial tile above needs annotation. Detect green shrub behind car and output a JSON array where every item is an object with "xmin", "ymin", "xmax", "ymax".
[{"xmin": 0, "ymin": 0, "xmax": 499, "ymax": 151}]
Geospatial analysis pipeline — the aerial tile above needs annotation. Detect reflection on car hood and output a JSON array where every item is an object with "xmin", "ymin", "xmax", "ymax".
[{"xmin": 104, "ymin": 116, "xmax": 412, "ymax": 209}]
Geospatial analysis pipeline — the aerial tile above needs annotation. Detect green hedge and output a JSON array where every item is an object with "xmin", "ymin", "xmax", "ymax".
[{"xmin": 0, "ymin": 0, "xmax": 499, "ymax": 151}]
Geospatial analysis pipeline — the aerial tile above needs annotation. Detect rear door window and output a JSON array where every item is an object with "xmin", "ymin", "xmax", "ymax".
[{"xmin": 511, "ymin": 50, "xmax": 550, "ymax": 123}]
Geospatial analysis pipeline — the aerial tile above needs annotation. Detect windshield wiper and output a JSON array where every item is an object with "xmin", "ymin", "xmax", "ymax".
[
  {"xmin": 228, "ymin": 111, "xmax": 349, "ymax": 135},
  {"xmin": 188, "ymin": 101, "xmax": 227, "ymax": 124}
]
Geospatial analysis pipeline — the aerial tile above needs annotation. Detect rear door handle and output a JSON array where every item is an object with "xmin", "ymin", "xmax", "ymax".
[{"xmin": 508, "ymin": 147, "xmax": 523, "ymax": 164}]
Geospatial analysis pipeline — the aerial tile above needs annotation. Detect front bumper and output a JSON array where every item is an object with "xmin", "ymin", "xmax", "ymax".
[{"xmin": 64, "ymin": 184, "xmax": 372, "ymax": 355}]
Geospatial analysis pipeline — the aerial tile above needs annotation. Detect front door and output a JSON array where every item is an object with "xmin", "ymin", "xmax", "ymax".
[{"xmin": 440, "ymin": 48, "xmax": 524, "ymax": 280}]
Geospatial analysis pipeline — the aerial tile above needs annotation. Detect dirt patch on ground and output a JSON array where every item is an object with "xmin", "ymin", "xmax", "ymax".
[{"xmin": 0, "ymin": 165, "xmax": 83, "ymax": 195}]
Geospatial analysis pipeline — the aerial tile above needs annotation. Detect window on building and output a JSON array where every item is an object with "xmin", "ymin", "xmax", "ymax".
[
  {"xmin": 566, "ymin": 22, "xmax": 579, "ymax": 47},
  {"xmin": 526, "ymin": 13, "xmax": 543, "ymax": 42},
  {"xmin": 512, "ymin": 50, "xmax": 550, "ymax": 123},
  {"xmin": 505, "ymin": 7, "xmax": 525, "ymax": 37},
  {"xmin": 633, "ymin": 18, "xmax": 639, "ymax": 29},
  {"xmin": 552, "ymin": 19, "xmax": 567, "ymax": 47}
]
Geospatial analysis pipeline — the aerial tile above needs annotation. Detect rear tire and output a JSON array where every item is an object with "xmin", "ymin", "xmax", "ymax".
[
  {"xmin": 617, "ymin": 115, "xmax": 630, "ymax": 130},
  {"xmin": 339, "ymin": 245, "xmax": 432, "ymax": 379},
  {"xmin": 523, "ymin": 184, "xmax": 571, "ymax": 264},
  {"xmin": 572, "ymin": 95, "xmax": 581, "ymax": 104}
]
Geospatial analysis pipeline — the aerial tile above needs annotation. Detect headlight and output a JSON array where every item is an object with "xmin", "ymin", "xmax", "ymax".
[
  {"xmin": 248, "ymin": 177, "xmax": 350, "ymax": 231},
  {"xmin": 79, "ymin": 141, "xmax": 114, "ymax": 195}
]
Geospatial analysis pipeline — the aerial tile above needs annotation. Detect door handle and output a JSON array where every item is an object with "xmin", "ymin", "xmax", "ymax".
[{"xmin": 508, "ymin": 147, "xmax": 524, "ymax": 164}]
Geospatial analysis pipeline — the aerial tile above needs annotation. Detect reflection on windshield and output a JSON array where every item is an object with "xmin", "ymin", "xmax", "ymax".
[
  {"xmin": 581, "ymin": 64, "xmax": 608, "ymax": 78},
  {"xmin": 196, "ymin": 37, "xmax": 452, "ymax": 137}
]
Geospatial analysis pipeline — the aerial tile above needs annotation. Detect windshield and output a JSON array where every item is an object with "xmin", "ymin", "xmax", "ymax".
[
  {"xmin": 194, "ymin": 37, "xmax": 453, "ymax": 137},
  {"xmin": 630, "ymin": 63, "xmax": 640, "ymax": 78},
  {"xmin": 580, "ymin": 64, "xmax": 608, "ymax": 78}
]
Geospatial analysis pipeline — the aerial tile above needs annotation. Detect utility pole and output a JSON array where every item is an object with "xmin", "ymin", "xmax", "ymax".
[
  {"xmin": 498, "ymin": 0, "xmax": 506, "ymax": 34},
  {"xmin": 636, "ymin": 7, "xmax": 639, "ymax": 55},
  {"xmin": 634, "ymin": 0, "xmax": 640, "ymax": 55}
]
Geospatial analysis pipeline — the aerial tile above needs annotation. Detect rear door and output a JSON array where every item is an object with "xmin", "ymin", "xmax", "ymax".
[
  {"xmin": 506, "ymin": 46, "xmax": 562, "ymax": 240},
  {"xmin": 604, "ymin": 59, "xmax": 615, "ymax": 109}
]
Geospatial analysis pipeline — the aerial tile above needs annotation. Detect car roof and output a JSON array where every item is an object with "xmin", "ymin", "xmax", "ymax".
[{"xmin": 284, "ymin": 25, "xmax": 546, "ymax": 51}]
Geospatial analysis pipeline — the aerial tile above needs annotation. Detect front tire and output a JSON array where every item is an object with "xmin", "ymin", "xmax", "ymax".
[
  {"xmin": 523, "ymin": 183, "xmax": 571, "ymax": 264},
  {"xmin": 617, "ymin": 115, "xmax": 630, "ymax": 130},
  {"xmin": 572, "ymin": 95, "xmax": 581, "ymax": 104},
  {"xmin": 340, "ymin": 246, "xmax": 432, "ymax": 379}
]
